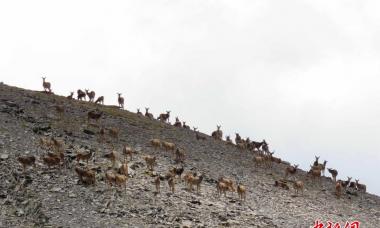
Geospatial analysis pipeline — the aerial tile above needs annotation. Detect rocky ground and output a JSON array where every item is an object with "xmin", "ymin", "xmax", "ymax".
[{"xmin": 0, "ymin": 83, "xmax": 379, "ymax": 228}]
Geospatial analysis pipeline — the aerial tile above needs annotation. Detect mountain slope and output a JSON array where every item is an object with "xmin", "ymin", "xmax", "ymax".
[{"xmin": 0, "ymin": 83, "xmax": 379, "ymax": 227}]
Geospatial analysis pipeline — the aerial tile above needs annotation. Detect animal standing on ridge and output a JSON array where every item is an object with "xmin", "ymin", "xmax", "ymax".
[
  {"xmin": 42, "ymin": 77, "xmax": 52, "ymax": 93},
  {"xmin": 117, "ymin": 93, "xmax": 124, "ymax": 109},
  {"xmin": 85, "ymin": 89, "xmax": 95, "ymax": 102},
  {"xmin": 94, "ymin": 96, "xmax": 104, "ymax": 105},
  {"xmin": 77, "ymin": 89, "xmax": 86, "ymax": 101}
]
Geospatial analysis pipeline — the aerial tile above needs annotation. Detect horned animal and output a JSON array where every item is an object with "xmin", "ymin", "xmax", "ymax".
[
  {"xmin": 117, "ymin": 93, "xmax": 124, "ymax": 109},
  {"xmin": 42, "ymin": 77, "xmax": 51, "ymax": 93},
  {"xmin": 85, "ymin": 89, "xmax": 95, "ymax": 102},
  {"xmin": 77, "ymin": 89, "xmax": 86, "ymax": 100},
  {"xmin": 94, "ymin": 96, "xmax": 104, "ymax": 104}
]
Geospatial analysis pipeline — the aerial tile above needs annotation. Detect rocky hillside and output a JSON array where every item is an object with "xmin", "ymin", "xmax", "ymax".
[{"xmin": 0, "ymin": 83, "xmax": 379, "ymax": 228}]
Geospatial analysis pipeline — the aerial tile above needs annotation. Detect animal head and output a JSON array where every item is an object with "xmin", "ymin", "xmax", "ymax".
[
  {"xmin": 315, "ymin": 156, "xmax": 320, "ymax": 161},
  {"xmin": 355, "ymin": 179, "xmax": 359, "ymax": 183},
  {"xmin": 347, "ymin": 177, "xmax": 352, "ymax": 182},
  {"xmin": 166, "ymin": 111, "xmax": 170, "ymax": 114},
  {"xmin": 117, "ymin": 93, "xmax": 122, "ymax": 97},
  {"xmin": 294, "ymin": 164, "xmax": 299, "ymax": 169},
  {"xmin": 217, "ymin": 125, "xmax": 221, "ymax": 130},
  {"xmin": 145, "ymin": 107, "xmax": 149, "ymax": 111}
]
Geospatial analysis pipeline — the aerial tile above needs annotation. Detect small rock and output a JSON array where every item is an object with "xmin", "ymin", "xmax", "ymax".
[
  {"xmin": 83, "ymin": 129, "xmax": 95, "ymax": 135},
  {"xmin": 69, "ymin": 193, "xmax": 77, "ymax": 198},
  {"xmin": 190, "ymin": 200, "xmax": 201, "ymax": 205},
  {"xmin": 51, "ymin": 187, "xmax": 62, "ymax": 192},
  {"xmin": 0, "ymin": 153, "xmax": 9, "ymax": 160},
  {"xmin": 182, "ymin": 220, "xmax": 192, "ymax": 228},
  {"xmin": 15, "ymin": 208, "xmax": 25, "ymax": 217}
]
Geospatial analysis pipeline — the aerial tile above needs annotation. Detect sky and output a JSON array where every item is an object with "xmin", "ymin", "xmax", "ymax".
[{"xmin": 1, "ymin": 0, "xmax": 379, "ymax": 195}]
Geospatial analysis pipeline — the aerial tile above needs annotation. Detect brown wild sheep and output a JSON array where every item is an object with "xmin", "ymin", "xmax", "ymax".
[
  {"xmin": 217, "ymin": 182, "xmax": 228, "ymax": 197},
  {"xmin": 313, "ymin": 156, "xmax": 320, "ymax": 167},
  {"xmin": 157, "ymin": 111, "xmax": 170, "ymax": 123},
  {"xmin": 173, "ymin": 117, "xmax": 182, "ymax": 127},
  {"xmin": 175, "ymin": 148, "xmax": 185, "ymax": 163},
  {"xmin": 327, "ymin": 168, "xmax": 338, "ymax": 182},
  {"xmin": 183, "ymin": 172, "xmax": 196, "ymax": 188},
  {"xmin": 145, "ymin": 108, "xmax": 154, "ymax": 119},
  {"xmin": 105, "ymin": 170, "xmax": 116, "ymax": 188},
  {"xmin": 284, "ymin": 164, "xmax": 299, "ymax": 178},
  {"xmin": 235, "ymin": 133, "xmax": 242, "ymax": 144},
  {"xmin": 211, "ymin": 125, "xmax": 223, "ymax": 140},
  {"xmin": 236, "ymin": 142, "xmax": 247, "ymax": 151},
  {"xmin": 123, "ymin": 146, "xmax": 135, "ymax": 161},
  {"xmin": 292, "ymin": 180, "xmax": 304, "ymax": 195},
  {"xmin": 47, "ymin": 150, "xmax": 64, "ymax": 166},
  {"xmin": 167, "ymin": 177, "xmax": 175, "ymax": 193},
  {"xmin": 154, "ymin": 176, "xmax": 160, "ymax": 193},
  {"xmin": 119, "ymin": 162, "xmax": 129, "ymax": 176},
  {"xmin": 218, "ymin": 177, "xmax": 235, "ymax": 194},
  {"xmin": 169, "ymin": 166, "xmax": 184, "ymax": 180},
  {"xmin": 187, "ymin": 174, "xmax": 203, "ymax": 193},
  {"xmin": 76, "ymin": 150, "xmax": 92, "ymax": 163},
  {"xmin": 17, "ymin": 156, "xmax": 36, "ymax": 172},
  {"xmin": 315, "ymin": 160, "xmax": 327, "ymax": 176},
  {"xmin": 237, "ymin": 183, "xmax": 246, "ymax": 201},
  {"xmin": 77, "ymin": 89, "xmax": 86, "ymax": 101},
  {"xmin": 274, "ymin": 180, "xmax": 290, "ymax": 190},
  {"xmin": 85, "ymin": 89, "xmax": 95, "ymax": 102},
  {"xmin": 226, "ymin": 136, "xmax": 234, "ymax": 145},
  {"xmin": 42, "ymin": 77, "xmax": 51, "ymax": 93},
  {"xmin": 136, "ymin": 108, "xmax": 143, "ymax": 117},
  {"xmin": 355, "ymin": 179, "xmax": 366, "ymax": 192},
  {"xmin": 51, "ymin": 137, "xmax": 65, "ymax": 153},
  {"xmin": 104, "ymin": 151, "xmax": 117, "ymax": 166},
  {"xmin": 150, "ymin": 139, "xmax": 161, "ymax": 150},
  {"xmin": 67, "ymin": 92, "xmax": 74, "ymax": 99},
  {"xmin": 94, "ymin": 96, "xmax": 104, "ymax": 105},
  {"xmin": 39, "ymin": 137, "xmax": 53, "ymax": 150},
  {"xmin": 75, "ymin": 167, "xmax": 96, "ymax": 185},
  {"xmin": 42, "ymin": 155, "xmax": 61, "ymax": 169},
  {"xmin": 308, "ymin": 166, "xmax": 322, "ymax": 183},
  {"xmin": 335, "ymin": 180, "xmax": 343, "ymax": 199},
  {"xmin": 249, "ymin": 140, "xmax": 266, "ymax": 152},
  {"xmin": 162, "ymin": 141, "xmax": 175, "ymax": 153},
  {"xmin": 87, "ymin": 110, "xmax": 102, "ymax": 123},
  {"xmin": 183, "ymin": 122, "xmax": 190, "ymax": 129},
  {"xmin": 117, "ymin": 93, "xmax": 124, "ymax": 109},
  {"xmin": 341, "ymin": 177, "xmax": 352, "ymax": 188},
  {"xmin": 115, "ymin": 174, "xmax": 127, "ymax": 192},
  {"xmin": 144, "ymin": 155, "xmax": 156, "ymax": 171}
]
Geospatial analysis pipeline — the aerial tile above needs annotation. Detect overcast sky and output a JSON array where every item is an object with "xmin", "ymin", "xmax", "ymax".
[{"xmin": 1, "ymin": 0, "xmax": 379, "ymax": 195}]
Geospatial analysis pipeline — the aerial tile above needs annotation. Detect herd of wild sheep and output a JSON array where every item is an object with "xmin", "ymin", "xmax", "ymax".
[{"xmin": 16, "ymin": 77, "xmax": 367, "ymax": 202}]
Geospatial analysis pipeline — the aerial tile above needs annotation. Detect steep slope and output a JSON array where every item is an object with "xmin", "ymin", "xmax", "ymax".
[{"xmin": 0, "ymin": 83, "xmax": 379, "ymax": 227}]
